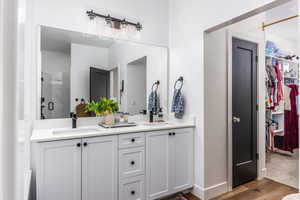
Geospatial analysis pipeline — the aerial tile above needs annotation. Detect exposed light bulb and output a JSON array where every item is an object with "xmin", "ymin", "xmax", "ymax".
[
  {"xmin": 119, "ymin": 25, "xmax": 128, "ymax": 39},
  {"xmin": 87, "ymin": 18, "xmax": 97, "ymax": 34},
  {"xmin": 121, "ymin": 19, "xmax": 127, "ymax": 29},
  {"xmin": 97, "ymin": 18, "xmax": 106, "ymax": 36},
  {"xmin": 134, "ymin": 29, "xmax": 141, "ymax": 40},
  {"xmin": 105, "ymin": 15, "xmax": 113, "ymax": 28},
  {"xmin": 103, "ymin": 23, "xmax": 114, "ymax": 37}
]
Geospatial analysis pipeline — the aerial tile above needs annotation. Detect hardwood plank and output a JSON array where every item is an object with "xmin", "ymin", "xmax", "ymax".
[
  {"xmin": 163, "ymin": 179, "xmax": 298, "ymax": 200},
  {"xmin": 211, "ymin": 178, "xmax": 298, "ymax": 200}
]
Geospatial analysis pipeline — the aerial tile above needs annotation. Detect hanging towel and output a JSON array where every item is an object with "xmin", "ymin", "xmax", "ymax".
[
  {"xmin": 148, "ymin": 91, "xmax": 160, "ymax": 113},
  {"xmin": 171, "ymin": 89, "xmax": 185, "ymax": 119}
]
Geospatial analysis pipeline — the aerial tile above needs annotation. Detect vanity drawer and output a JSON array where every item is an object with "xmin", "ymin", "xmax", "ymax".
[
  {"xmin": 119, "ymin": 133, "xmax": 145, "ymax": 149},
  {"xmin": 119, "ymin": 175, "xmax": 145, "ymax": 200},
  {"xmin": 119, "ymin": 147, "xmax": 145, "ymax": 179}
]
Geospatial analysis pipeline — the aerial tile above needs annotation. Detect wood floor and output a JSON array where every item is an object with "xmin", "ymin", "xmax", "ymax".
[{"xmin": 167, "ymin": 178, "xmax": 298, "ymax": 200}]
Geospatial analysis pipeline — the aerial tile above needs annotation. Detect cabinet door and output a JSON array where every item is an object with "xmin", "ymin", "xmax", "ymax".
[
  {"xmin": 37, "ymin": 139, "xmax": 82, "ymax": 200},
  {"xmin": 146, "ymin": 131, "xmax": 170, "ymax": 200},
  {"xmin": 82, "ymin": 136, "xmax": 118, "ymax": 200},
  {"xmin": 169, "ymin": 129, "xmax": 194, "ymax": 193}
]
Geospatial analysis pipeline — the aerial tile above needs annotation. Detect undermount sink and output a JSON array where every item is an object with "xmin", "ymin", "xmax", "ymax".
[
  {"xmin": 52, "ymin": 128, "xmax": 100, "ymax": 135},
  {"xmin": 142, "ymin": 121, "xmax": 173, "ymax": 126}
]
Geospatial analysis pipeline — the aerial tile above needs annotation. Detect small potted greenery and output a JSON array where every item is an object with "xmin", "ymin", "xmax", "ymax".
[{"xmin": 85, "ymin": 98, "xmax": 119, "ymax": 125}]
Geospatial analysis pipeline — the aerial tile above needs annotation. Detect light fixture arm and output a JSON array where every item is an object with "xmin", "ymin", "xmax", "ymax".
[{"xmin": 86, "ymin": 10, "xmax": 143, "ymax": 31}]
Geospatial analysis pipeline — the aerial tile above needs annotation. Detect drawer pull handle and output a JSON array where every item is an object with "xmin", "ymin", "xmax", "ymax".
[
  {"xmin": 131, "ymin": 138, "xmax": 135, "ymax": 143},
  {"xmin": 131, "ymin": 190, "xmax": 135, "ymax": 195},
  {"xmin": 131, "ymin": 161, "xmax": 135, "ymax": 165}
]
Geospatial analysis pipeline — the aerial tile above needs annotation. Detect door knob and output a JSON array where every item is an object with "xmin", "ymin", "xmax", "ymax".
[{"xmin": 233, "ymin": 116, "xmax": 241, "ymax": 123}]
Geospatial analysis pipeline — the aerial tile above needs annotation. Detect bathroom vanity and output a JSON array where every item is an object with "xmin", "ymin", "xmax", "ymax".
[
  {"xmin": 32, "ymin": 24, "xmax": 193, "ymax": 200},
  {"xmin": 31, "ymin": 121, "xmax": 195, "ymax": 200}
]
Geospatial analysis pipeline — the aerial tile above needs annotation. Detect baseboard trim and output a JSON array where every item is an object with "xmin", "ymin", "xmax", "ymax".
[
  {"xmin": 192, "ymin": 182, "xmax": 228, "ymax": 200},
  {"xmin": 260, "ymin": 168, "xmax": 267, "ymax": 179},
  {"xmin": 192, "ymin": 184, "xmax": 204, "ymax": 199}
]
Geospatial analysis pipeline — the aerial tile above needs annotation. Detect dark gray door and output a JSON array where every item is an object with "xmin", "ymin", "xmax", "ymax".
[
  {"xmin": 90, "ymin": 67, "xmax": 110, "ymax": 102},
  {"xmin": 232, "ymin": 38, "xmax": 257, "ymax": 187}
]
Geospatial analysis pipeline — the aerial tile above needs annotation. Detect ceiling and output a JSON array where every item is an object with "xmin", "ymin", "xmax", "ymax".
[
  {"xmin": 41, "ymin": 26, "xmax": 115, "ymax": 53},
  {"xmin": 265, "ymin": 0, "xmax": 298, "ymax": 42}
]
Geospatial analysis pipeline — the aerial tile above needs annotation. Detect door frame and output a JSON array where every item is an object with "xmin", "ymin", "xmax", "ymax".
[
  {"xmin": 89, "ymin": 67, "xmax": 111, "ymax": 101},
  {"xmin": 227, "ymin": 30, "xmax": 266, "ymax": 191}
]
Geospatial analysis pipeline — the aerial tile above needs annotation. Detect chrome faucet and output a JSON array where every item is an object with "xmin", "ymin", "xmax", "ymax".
[{"xmin": 70, "ymin": 112, "xmax": 78, "ymax": 128}]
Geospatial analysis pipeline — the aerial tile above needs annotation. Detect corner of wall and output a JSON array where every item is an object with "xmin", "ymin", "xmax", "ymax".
[{"xmin": 193, "ymin": 182, "xmax": 228, "ymax": 200}]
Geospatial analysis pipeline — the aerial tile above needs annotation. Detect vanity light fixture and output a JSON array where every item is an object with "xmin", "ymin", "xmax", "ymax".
[
  {"xmin": 105, "ymin": 14, "xmax": 113, "ymax": 28},
  {"xmin": 86, "ymin": 10, "xmax": 143, "ymax": 39}
]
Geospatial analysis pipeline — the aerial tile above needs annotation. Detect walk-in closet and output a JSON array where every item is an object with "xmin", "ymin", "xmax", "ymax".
[{"xmin": 264, "ymin": 0, "xmax": 299, "ymax": 188}]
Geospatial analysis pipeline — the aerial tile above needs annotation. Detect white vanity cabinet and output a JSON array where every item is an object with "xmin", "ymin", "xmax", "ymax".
[
  {"xmin": 146, "ymin": 128, "xmax": 194, "ymax": 200},
  {"xmin": 35, "ymin": 127, "xmax": 194, "ymax": 200},
  {"xmin": 118, "ymin": 133, "xmax": 146, "ymax": 200},
  {"xmin": 36, "ymin": 139, "xmax": 82, "ymax": 200},
  {"xmin": 36, "ymin": 136, "xmax": 118, "ymax": 200},
  {"xmin": 82, "ymin": 136, "xmax": 118, "ymax": 200}
]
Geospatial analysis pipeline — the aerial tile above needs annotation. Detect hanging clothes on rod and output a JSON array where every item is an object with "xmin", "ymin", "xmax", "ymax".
[
  {"xmin": 266, "ymin": 56, "xmax": 284, "ymax": 110},
  {"xmin": 275, "ymin": 85, "xmax": 299, "ymax": 153}
]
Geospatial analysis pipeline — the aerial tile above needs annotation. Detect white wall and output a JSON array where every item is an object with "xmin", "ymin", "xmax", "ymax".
[
  {"xmin": 169, "ymin": 0, "xmax": 277, "ymax": 199},
  {"xmin": 204, "ymin": 29, "xmax": 228, "ymax": 197},
  {"xmin": 127, "ymin": 61, "xmax": 147, "ymax": 114},
  {"xmin": 70, "ymin": 43, "xmax": 109, "ymax": 111},
  {"xmin": 31, "ymin": 0, "xmax": 169, "ymax": 47},
  {"xmin": 108, "ymin": 42, "xmax": 168, "ymax": 113}
]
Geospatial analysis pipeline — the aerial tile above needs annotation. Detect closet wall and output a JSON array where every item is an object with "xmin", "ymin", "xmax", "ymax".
[{"xmin": 204, "ymin": 14, "xmax": 266, "ymax": 198}]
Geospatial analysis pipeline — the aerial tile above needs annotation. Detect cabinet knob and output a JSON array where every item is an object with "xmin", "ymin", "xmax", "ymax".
[
  {"xmin": 76, "ymin": 143, "xmax": 81, "ymax": 147},
  {"xmin": 173, "ymin": 132, "xmax": 176, "ymax": 136},
  {"xmin": 131, "ymin": 161, "xmax": 135, "ymax": 165},
  {"xmin": 131, "ymin": 138, "xmax": 135, "ymax": 143},
  {"xmin": 169, "ymin": 132, "xmax": 172, "ymax": 136},
  {"xmin": 83, "ymin": 142, "xmax": 87, "ymax": 147},
  {"xmin": 131, "ymin": 190, "xmax": 135, "ymax": 195}
]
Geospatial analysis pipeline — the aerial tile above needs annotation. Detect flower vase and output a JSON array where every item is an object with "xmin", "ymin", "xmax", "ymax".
[{"xmin": 104, "ymin": 113, "xmax": 115, "ymax": 125}]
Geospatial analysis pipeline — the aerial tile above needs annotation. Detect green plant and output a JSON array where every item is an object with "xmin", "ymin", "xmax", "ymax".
[{"xmin": 85, "ymin": 98, "xmax": 119, "ymax": 116}]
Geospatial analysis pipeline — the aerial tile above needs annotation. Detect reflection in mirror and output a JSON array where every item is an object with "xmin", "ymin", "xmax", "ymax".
[
  {"xmin": 126, "ymin": 57, "xmax": 147, "ymax": 115},
  {"xmin": 39, "ymin": 26, "xmax": 167, "ymax": 119}
]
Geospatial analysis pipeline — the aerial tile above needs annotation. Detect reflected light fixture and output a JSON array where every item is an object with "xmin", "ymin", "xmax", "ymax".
[{"xmin": 86, "ymin": 10, "xmax": 143, "ymax": 40}]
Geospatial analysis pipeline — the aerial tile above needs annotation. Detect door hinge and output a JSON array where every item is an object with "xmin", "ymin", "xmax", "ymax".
[
  {"xmin": 256, "ymin": 55, "xmax": 258, "ymax": 62},
  {"xmin": 256, "ymin": 104, "xmax": 259, "ymax": 111},
  {"xmin": 256, "ymin": 153, "xmax": 259, "ymax": 160}
]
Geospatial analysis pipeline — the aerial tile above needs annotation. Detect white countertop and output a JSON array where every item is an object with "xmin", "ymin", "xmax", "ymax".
[{"xmin": 31, "ymin": 121, "xmax": 195, "ymax": 142}]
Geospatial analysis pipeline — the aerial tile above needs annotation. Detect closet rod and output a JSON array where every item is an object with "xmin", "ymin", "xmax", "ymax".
[{"xmin": 262, "ymin": 14, "xmax": 298, "ymax": 31}]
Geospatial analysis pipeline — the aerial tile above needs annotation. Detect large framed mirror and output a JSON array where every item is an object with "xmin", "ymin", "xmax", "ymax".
[{"xmin": 38, "ymin": 26, "xmax": 168, "ymax": 119}]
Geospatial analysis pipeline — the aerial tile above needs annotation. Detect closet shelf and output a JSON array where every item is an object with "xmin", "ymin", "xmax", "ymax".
[
  {"xmin": 284, "ymin": 76, "xmax": 298, "ymax": 79},
  {"xmin": 266, "ymin": 55, "xmax": 299, "ymax": 64}
]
